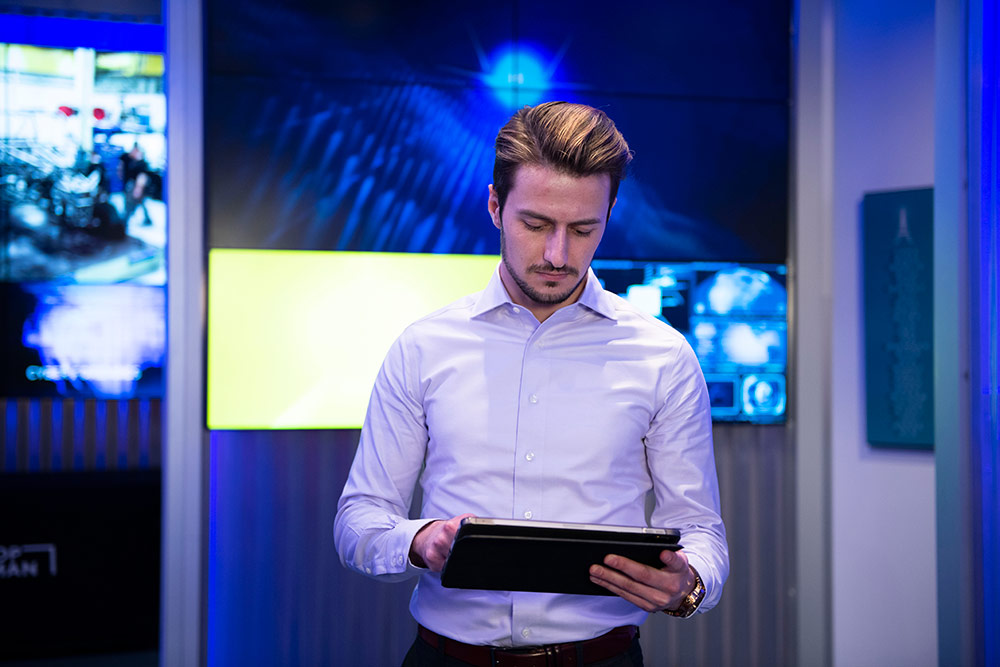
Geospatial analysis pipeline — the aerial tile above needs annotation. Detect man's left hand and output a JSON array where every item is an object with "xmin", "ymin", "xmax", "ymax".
[{"xmin": 589, "ymin": 549, "xmax": 697, "ymax": 613}]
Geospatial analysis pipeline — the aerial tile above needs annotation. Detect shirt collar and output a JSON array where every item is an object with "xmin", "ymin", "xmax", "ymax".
[
  {"xmin": 471, "ymin": 263, "xmax": 619, "ymax": 322},
  {"xmin": 577, "ymin": 267, "xmax": 619, "ymax": 321},
  {"xmin": 469, "ymin": 264, "xmax": 511, "ymax": 318}
]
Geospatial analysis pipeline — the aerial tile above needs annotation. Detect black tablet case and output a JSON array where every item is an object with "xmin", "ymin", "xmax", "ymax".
[{"xmin": 440, "ymin": 519, "xmax": 681, "ymax": 596}]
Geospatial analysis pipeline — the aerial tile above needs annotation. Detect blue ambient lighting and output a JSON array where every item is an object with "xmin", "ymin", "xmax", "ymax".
[{"xmin": 484, "ymin": 46, "xmax": 550, "ymax": 107}]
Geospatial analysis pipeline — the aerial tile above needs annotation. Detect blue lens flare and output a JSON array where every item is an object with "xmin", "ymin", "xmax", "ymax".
[{"xmin": 484, "ymin": 46, "xmax": 550, "ymax": 107}]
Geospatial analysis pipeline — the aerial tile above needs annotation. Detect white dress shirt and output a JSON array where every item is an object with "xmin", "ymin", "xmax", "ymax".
[{"xmin": 334, "ymin": 265, "xmax": 728, "ymax": 647}]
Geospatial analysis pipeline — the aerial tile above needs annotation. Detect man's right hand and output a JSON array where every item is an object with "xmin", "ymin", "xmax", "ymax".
[{"xmin": 409, "ymin": 513, "xmax": 475, "ymax": 571}]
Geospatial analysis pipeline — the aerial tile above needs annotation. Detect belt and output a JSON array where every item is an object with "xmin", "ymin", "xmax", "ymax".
[{"xmin": 417, "ymin": 624, "xmax": 638, "ymax": 667}]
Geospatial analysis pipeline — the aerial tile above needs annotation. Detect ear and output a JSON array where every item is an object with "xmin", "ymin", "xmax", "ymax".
[
  {"xmin": 488, "ymin": 184, "xmax": 502, "ymax": 230},
  {"xmin": 607, "ymin": 196, "xmax": 618, "ymax": 222}
]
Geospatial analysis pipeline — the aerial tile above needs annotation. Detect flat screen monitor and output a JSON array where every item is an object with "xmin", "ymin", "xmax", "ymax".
[{"xmin": 202, "ymin": 1, "xmax": 791, "ymax": 429}]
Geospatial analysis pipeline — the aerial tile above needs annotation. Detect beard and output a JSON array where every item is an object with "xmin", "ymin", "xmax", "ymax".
[{"xmin": 500, "ymin": 224, "xmax": 586, "ymax": 306}]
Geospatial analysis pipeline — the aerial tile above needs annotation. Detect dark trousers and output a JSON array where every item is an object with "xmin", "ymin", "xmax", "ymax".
[{"xmin": 401, "ymin": 633, "xmax": 644, "ymax": 667}]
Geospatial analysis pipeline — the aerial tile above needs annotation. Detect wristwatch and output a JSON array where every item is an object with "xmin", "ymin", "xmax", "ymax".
[{"xmin": 662, "ymin": 569, "xmax": 706, "ymax": 618}]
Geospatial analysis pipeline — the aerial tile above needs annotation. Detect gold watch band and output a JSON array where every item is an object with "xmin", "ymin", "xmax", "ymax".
[{"xmin": 662, "ymin": 569, "xmax": 706, "ymax": 618}]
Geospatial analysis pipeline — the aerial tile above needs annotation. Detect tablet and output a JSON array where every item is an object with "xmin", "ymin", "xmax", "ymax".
[{"xmin": 440, "ymin": 517, "xmax": 682, "ymax": 596}]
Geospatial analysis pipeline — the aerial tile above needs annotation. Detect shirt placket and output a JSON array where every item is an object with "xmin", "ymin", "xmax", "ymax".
[{"xmin": 509, "ymin": 311, "xmax": 557, "ymax": 645}]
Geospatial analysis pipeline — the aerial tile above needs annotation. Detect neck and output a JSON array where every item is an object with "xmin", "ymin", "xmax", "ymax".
[{"xmin": 498, "ymin": 264, "xmax": 588, "ymax": 323}]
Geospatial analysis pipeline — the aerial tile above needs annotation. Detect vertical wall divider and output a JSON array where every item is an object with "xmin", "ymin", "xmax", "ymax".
[
  {"xmin": 792, "ymin": 1, "xmax": 835, "ymax": 665},
  {"xmin": 163, "ymin": 0, "xmax": 207, "ymax": 664},
  {"xmin": 934, "ymin": 0, "xmax": 980, "ymax": 664}
]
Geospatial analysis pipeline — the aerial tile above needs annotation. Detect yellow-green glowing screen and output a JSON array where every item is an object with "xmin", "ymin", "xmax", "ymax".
[{"xmin": 207, "ymin": 249, "xmax": 499, "ymax": 429}]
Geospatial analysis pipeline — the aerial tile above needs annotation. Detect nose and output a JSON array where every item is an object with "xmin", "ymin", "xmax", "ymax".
[{"xmin": 543, "ymin": 228, "xmax": 568, "ymax": 269}]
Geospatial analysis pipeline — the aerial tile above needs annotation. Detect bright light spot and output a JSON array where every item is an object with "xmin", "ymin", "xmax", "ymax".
[
  {"xmin": 705, "ymin": 268, "xmax": 776, "ymax": 315},
  {"xmin": 485, "ymin": 46, "xmax": 550, "ymax": 107},
  {"xmin": 650, "ymin": 273, "xmax": 677, "ymax": 288},
  {"xmin": 625, "ymin": 284, "xmax": 662, "ymax": 316},
  {"xmin": 693, "ymin": 322, "xmax": 717, "ymax": 340},
  {"xmin": 721, "ymin": 323, "xmax": 778, "ymax": 365}
]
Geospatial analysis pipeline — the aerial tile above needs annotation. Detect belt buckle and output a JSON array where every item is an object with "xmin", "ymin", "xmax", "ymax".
[{"xmin": 546, "ymin": 643, "xmax": 572, "ymax": 667}]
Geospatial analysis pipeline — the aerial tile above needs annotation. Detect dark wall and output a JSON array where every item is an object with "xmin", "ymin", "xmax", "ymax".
[{"xmin": 0, "ymin": 398, "xmax": 162, "ymax": 661}]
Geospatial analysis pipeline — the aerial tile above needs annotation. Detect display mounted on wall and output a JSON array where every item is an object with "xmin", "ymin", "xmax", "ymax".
[
  {"xmin": 203, "ymin": 0, "xmax": 791, "ymax": 429},
  {"xmin": 0, "ymin": 17, "xmax": 167, "ymax": 401}
]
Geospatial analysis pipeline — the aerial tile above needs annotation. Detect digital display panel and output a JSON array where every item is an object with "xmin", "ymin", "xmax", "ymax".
[
  {"xmin": 0, "ymin": 282, "xmax": 165, "ymax": 399},
  {"xmin": 207, "ymin": 250, "xmax": 499, "ymax": 430},
  {"xmin": 205, "ymin": 1, "xmax": 789, "ymax": 263},
  {"xmin": 204, "ymin": 0, "xmax": 791, "ymax": 428},
  {"xmin": 592, "ymin": 260, "xmax": 787, "ymax": 422},
  {"xmin": 1, "ymin": 43, "xmax": 166, "ymax": 285}
]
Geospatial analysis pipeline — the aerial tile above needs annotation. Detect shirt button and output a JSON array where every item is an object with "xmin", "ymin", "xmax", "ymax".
[
  {"xmin": 529, "ymin": 394, "xmax": 538, "ymax": 404},
  {"xmin": 521, "ymin": 628, "xmax": 531, "ymax": 638},
  {"xmin": 512, "ymin": 306, "xmax": 521, "ymax": 314},
  {"xmin": 365, "ymin": 567, "xmax": 372, "ymax": 574},
  {"xmin": 523, "ymin": 510, "xmax": 533, "ymax": 519},
  {"xmin": 525, "ymin": 452, "xmax": 535, "ymax": 461}
]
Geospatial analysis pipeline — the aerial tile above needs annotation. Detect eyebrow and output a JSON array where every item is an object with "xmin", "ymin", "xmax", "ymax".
[{"xmin": 517, "ymin": 208, "xmax": 604, "ymax": 227}]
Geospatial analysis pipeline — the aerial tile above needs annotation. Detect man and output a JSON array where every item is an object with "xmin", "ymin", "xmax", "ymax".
[
  {"xmin": 117, "ymin": 142, "xmax": 151, "ymax": 226},
  {"xmin": 335, "ymin": 101, "xmax": 728, "ymax": 667}
]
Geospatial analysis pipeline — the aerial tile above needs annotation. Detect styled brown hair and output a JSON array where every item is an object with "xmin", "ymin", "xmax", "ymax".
[{"xmin": 492, "ymin": 101, "xmax": 632, "ymax": 219}]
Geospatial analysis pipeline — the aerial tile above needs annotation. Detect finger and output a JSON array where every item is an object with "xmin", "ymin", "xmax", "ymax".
[
  {"xmin": 658, "ymin": 548, "xmax": 689, "ymax": 572},
  {"xmin": 589, "ymin": 561, "xmax": 669, "ymax": 604},
  {"xmin": 432, "ymin": 514, "xmax": 476, "ymax": 570},
  {"xmin": 440, "ymin": 513, "xmax": 476, "ymax": 541},
  {"xmin": 601, "ymin": 554, "xmax": 668, "ymax": 587},
  {"xmin": 429, "ymin": 536, "xmax": 453, "ymax": 571},
  {"xmin": 589, "ymin": 570, "xmax": 664, "ymax": 613}
]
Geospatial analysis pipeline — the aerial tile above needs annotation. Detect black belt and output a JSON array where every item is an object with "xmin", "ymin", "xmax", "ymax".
[{"xmin": 417, "ymin": 624, "xmax": 638, "ymax": 667}]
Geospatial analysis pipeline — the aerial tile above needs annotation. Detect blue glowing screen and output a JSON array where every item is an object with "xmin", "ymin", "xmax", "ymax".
[
  {"xmin": 0, "ymin": 17, "xmax": 167, "ymax": 400},
  {"xmin": 0, "ymin": 283, "xmax": 165, "ymax": 399},
  {"xmin": 592, "ymin": 260, "xmax": 787, "ymax": 422},
  {"xmin": 206, "ymin": 1, "xmax": 789, "ymax": 263}
]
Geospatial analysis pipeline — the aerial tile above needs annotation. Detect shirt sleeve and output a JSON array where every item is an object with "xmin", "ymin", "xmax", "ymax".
[
  {"xmin": 334, "ymin": 331, "xmax": 440, "ymax": 581},
  {"xmin": 644, "ymin": 339, "xmax": 730, "ymax": 612}
]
